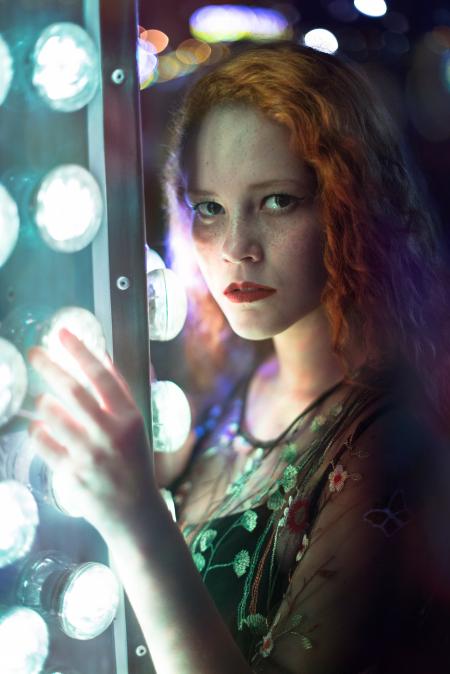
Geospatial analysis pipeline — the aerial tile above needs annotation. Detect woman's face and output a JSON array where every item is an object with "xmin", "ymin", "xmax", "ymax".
[{"xmin": 182, "ymin": 104, "xmax": 327, "ymax": 341}]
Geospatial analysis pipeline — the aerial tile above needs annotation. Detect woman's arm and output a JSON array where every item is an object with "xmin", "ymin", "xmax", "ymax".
[{"xmin": 28, "ymin": 329, "xmax": 252, "ymax": 674}]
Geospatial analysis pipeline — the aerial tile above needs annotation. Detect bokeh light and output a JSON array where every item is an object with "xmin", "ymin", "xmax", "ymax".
[
  {"xmin": 304, "ymin": 28, "xmax": 339, "ymax": 53},
  {"xmin": 35, "ymin": 164, "xmax": 103, "ymax": 252},
  {"xmin": 32, "ymin": 22, "xmax": 100, "ymax": 112},
  {"xmin": 147, "ymin": 268, "xmax": 188, "ymax": 341},
  {"xmin": 0, "ymin": 338, "xmax": 28, "ymax": 428},
  {"xmin": 137, "ymin": 37, "xmax": 158, "ymax": 89},
  {"xmin": 190, "ymin": 5, "xmax": 290, "ymax": 43},
  {"xmin": 139, "ymin": 29, "xmax": 169, "ymax": 54},
  {"xmin": 0, "ymin": 34, "xmax": 13, "ymax": 106},
  {"xmin": 0, "ymin": 606, "xmax": 49, "ymax": 674},
  {"xmin": 354, "ymin": 0, "xmax": 387, "ymax": 19},
  {"xmin": 0, "ymin": 481, "xmax": 38, "ymax": 568},
  {"xmin": 0, "ymin": 183, "xmax": 20, "ymax": 268},
  {"xmin": 151, "ymin": 380, "xmax": 191, "ymax": 453},
  {"xmin": 176, "ymin": 39, "xmax": 212, "ymax": 65}
]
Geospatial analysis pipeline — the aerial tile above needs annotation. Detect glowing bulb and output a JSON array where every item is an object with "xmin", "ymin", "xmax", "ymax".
[
  {"xmin": 145, "ymin": 244, "xmax": 166, "ymax": 273},
  {"xmin": 35, "ymin": 164, "xmax": 103, "ymax": 253},
  {"xmin": 0, "ymin": 183, "xmax": 20, "ymax": 268},
  {"xmin": 18, "ymin": 554, "xmax": 120, "ymax": 640},
  {"xmin": 354, "ymin": 0, "xmax": 387, "ymax": 18},
  {"xmin": 0, "ymin": 606, "xmax": 49, "ymax": 674},
  {"xmin": 137, "ymin": 38, "xmax": 158, "ymax": 89},
  {"xmin": 40, "ymin": 306, "xmax": 106, "ymax": 391},
  {"xmin": 151, "ymin": 380, "xmax": 191, "ymax": 453},
  {"xmin": 147, "ymin": 268, "xmax": 188, "ymax": 341},
  {"xmin": 0, "ymin": 34, "xmax": 13, "ymax": 106},
  {"xmin": 49, "ymin": 466, "xmax": 83, "ymax": 517},
  {"xmin": 0, "ymin": 338, "xmax": 28, "ymax": 427},
  {"xmin": 304, "ymin": 28, "xmax": 339, "ymax": 54},
  {"xmin": 60, "ymin": 562, "xmax": 120, "ymax": 639},
  {"xmin": 0, "ymin": 481, "xmax": 39, "ymax": 568},
  {"xmin": 32, "ymin": 22, "xmax": 100, "ymax": 112}
]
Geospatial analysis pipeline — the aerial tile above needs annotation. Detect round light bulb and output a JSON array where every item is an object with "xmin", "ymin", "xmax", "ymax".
[
  {"xmin": 0, "ymin": 481, "xmax": 39, "ymax": 568},
  {"xmin": 0, "ymin": 183, "xmax": 20, "ymax": 268},
  {"xmin": 151, "ymin": 380, "xmax": 191, "ymax": 453},
  {"xmin": 40, "ymin": 306, "xmax": 106, "ymax": 393},
  {"xmin": 137, "ymin": 38, "xmax": 158, "ymax": 89},
  {"xmin": 353, "ymin": 0, "xmax": 387, "ymax": 18},
  {"xmin": 0, "ymin": 34, "xmax": 13, "ymax": 106},
  {"xmin": 60, "ymin": 562, "xmax": 120, "ymax": 639},
  {"xmin": 147, "ymin": 268, "xmax": 187, "ymax": 341},
  {"xmin": 145, "ymin": 244, "xmax": 166, "ymax": 274},
  {"xmin": 0, "ymin": 606, "xmax": 49, "ymax": 674},
  {"xmin": 304, "ymin": 28, "xmax": 339, "ymax": 54},
  {"xmin": 49, "ymin": 467, "xmax": 83, "ymax": 518},
  {"xmin": 17, "ymin": 554, "xmax": 120, "ymax": 640},
  {"xmin": 0, "ymin": 338, "xmax": 28, "ymax": 428},
  {"xmin": 35, "ymin": 164, "xmax": 103, "ymax": 253},
  {"xmin": 32, "ymin": 22, "xmax": 100, "ymax": 112}
]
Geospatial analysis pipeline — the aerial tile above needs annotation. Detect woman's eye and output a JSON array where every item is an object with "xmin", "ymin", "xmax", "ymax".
[
  {"xmin": 263, "ymin": 194, "xmax": 300, "ymax": 211},
  {"xmin": 192, "ymin": 201, "xmax": 224, "ymax": 218}
]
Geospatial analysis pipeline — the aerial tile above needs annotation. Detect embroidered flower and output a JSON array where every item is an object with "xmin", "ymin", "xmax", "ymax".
[
  {"xmin": 286, "ymin": 499, "xmax": 309, "ymax": 534},
  {"xmin": 199, "ymin": 529, "xmax": 217, "ymax": 552},
  {"xmin": 281, "ymin": 442, "xmax": 298, "ymax": 464},
  {"xmin": 328, "ymin": 464, "xmax": 349, "ymax": 493},
  {"xmin": 310, "ymin": 414, "xmax": 327, "ymax": 432},
  {"xmin": 267, "ymin": 488, "xmax": 286, "ymax": 511},
  {"xmin": 240, "ymin": 510, "xmax": 258, "ymax": 532},
  {"xmin": 260, "ymin": 632, "xmax": 274, "ymax": 657},
  {"xmin": 296, "ymin": 534, "xmax": 309, "ymax": 562},
  {"xmin": 281, "ymin": 465, "xmax": 299, "ymax": 492},
  {"xmin": 192, "ymin": 552, "xmax": 206, "ymax": 572},
  {"xmin": 233, "ymin": 549, "xmax": 250, "ymax": 577}
]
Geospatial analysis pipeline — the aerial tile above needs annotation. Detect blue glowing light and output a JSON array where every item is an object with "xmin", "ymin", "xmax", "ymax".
[
  {"xmin": 0, "ymin": 338, "xmax": 28, "ymax": 427},
  {"xmin": 0, "ymin": 606, "xmax": 49, "ymax": 674},
  {"xmin": 32, "ymin": 22, "xmax": 99, "ymax": 112},
  {"xmin": 190, "ymin": 5, "xmax": 289, "ymax": 43},
  {"xmin": 353, "ymin": 0, "xmax": 387, "ymax": 18},
  {"xmin": 0, "ymin": 34, "xmax": 13, "ymax": 105},
  {"xmin": 0, "ymin": 183, "xmax": 20, "ymax": 268},
  {"xmin": 0, "ymin": 481, "xmax": 39, "ymax": 568}
]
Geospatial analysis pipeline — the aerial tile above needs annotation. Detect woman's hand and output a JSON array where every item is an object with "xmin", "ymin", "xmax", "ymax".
[{"xmin": 27, "ymin": 328, "xmax": 158, "ymax": 541}]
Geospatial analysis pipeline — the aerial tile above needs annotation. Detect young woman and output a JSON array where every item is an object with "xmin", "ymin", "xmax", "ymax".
[{"xmin": 28, "ymin": 43, "xmax": 450, "ymax": 673}]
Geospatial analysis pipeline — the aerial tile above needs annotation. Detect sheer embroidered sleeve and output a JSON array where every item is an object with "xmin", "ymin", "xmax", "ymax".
[{"xmin": 250, "ymin": 402, "xmax": 449, "ymax": 673}]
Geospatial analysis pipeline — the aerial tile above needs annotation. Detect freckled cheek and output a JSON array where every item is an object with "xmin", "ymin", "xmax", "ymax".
[{"xmin": 192, "ymin": 238, "xmax": 222, "ymax": 293}]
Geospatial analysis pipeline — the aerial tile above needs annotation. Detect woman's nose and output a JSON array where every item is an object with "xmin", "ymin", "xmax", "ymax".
[{"xmin": 221, "ymin": 219, "xmax": 263, "ymax": 264}]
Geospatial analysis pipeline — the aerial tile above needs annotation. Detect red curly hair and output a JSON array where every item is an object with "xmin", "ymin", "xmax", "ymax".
[{"xmin": 162, "ymin": 42, "xmax": 450, "ymax": 431}]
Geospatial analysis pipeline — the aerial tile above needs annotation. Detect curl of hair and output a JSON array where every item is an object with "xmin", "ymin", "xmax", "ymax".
[{"xmin": 162, "ymin": 42, "xmax": 450, "ymax": 433}]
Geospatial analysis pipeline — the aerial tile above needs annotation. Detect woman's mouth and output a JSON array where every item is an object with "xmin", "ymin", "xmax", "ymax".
[{"xmin": 223, "ymin": 282, "xmax": 277, "ymax": 304}]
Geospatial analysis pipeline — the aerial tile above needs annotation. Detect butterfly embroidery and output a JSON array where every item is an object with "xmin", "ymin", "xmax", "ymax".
[{"xmin": 363, "ymin": 489, "xmax": 411, "ymax": 537}]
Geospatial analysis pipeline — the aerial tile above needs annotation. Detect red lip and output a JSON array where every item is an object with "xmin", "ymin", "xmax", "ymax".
[
  {"xmin": 224, "ymin": 281, "xmax": 276, "ymax": 294},
  {"xmin": 223, "ymin": 282, "xmax": 276, "ymax": 304}
]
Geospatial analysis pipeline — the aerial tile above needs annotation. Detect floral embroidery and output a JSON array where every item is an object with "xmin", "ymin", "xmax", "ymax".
[
  {"xmin": 296, "ymin": 534, "xmax": 309, "ymax": 562},
  {"xmin": 286, "ymin": 499, "xmax": 309, "ymax": 534},
  {"xmin": 328, "ymin": 464, "xmax": 349, "ymax": 492},
  {"xmin": 310, "ymin": 414, "xmax": 327, "ymax": 432},
  {"xmin": 267, "ymin": 488, "xmax": 286, "ymax": 511},
  {"xmin": 199, "ymin": 529, "xmax": 217, "ymax": 552},
  {"xmin": 193, "ymin": 552, "xmax": 206, "ymax": 572},
  {"xmin": 260, "ymin": 631, "xmax": 274, "ymax": 657},
  {"xmin": 240, "ymin": 510, "xmax": 258, "ymax": 532},
  {"xmin": 281, "ymin": 465, "xmax": 299, "ymax": 492},
  {"xmin": 233, "ymin": 549, "xmax": 250, "ymax": 577},
  {"xmin": 281, "ymin": 442, "xmax": 298, "ymax": 464}
]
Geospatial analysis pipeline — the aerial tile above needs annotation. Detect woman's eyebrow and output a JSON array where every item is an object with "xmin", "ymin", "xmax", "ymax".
[{"xmin": 186, "ymin": 179, "xmax": 308, "ymax": 196}]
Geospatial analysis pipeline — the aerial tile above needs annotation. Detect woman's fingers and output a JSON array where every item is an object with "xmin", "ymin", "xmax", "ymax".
[
  {"xmin": 58, "ymin": 328, "xmax": 134, "ymax": 413},
  {"xmin": 28, "ymin": 346, "xmax": 115, "ymax": 439},
  {"xmin": 29, "ymin": 420, "xmax": 69, "ymax": 473},
  {"xmin": 35, "ymin": 393, "xmax": 100, "ymax": 464}
]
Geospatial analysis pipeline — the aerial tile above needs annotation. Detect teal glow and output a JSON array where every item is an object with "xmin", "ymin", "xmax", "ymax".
[
  {"xmin": 35, "ymin": 165, "xmax": 103, "ymax": 252},
  {"xmin": 32, "ymin": 22, "xmax": 99, "ymax": 112}
]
